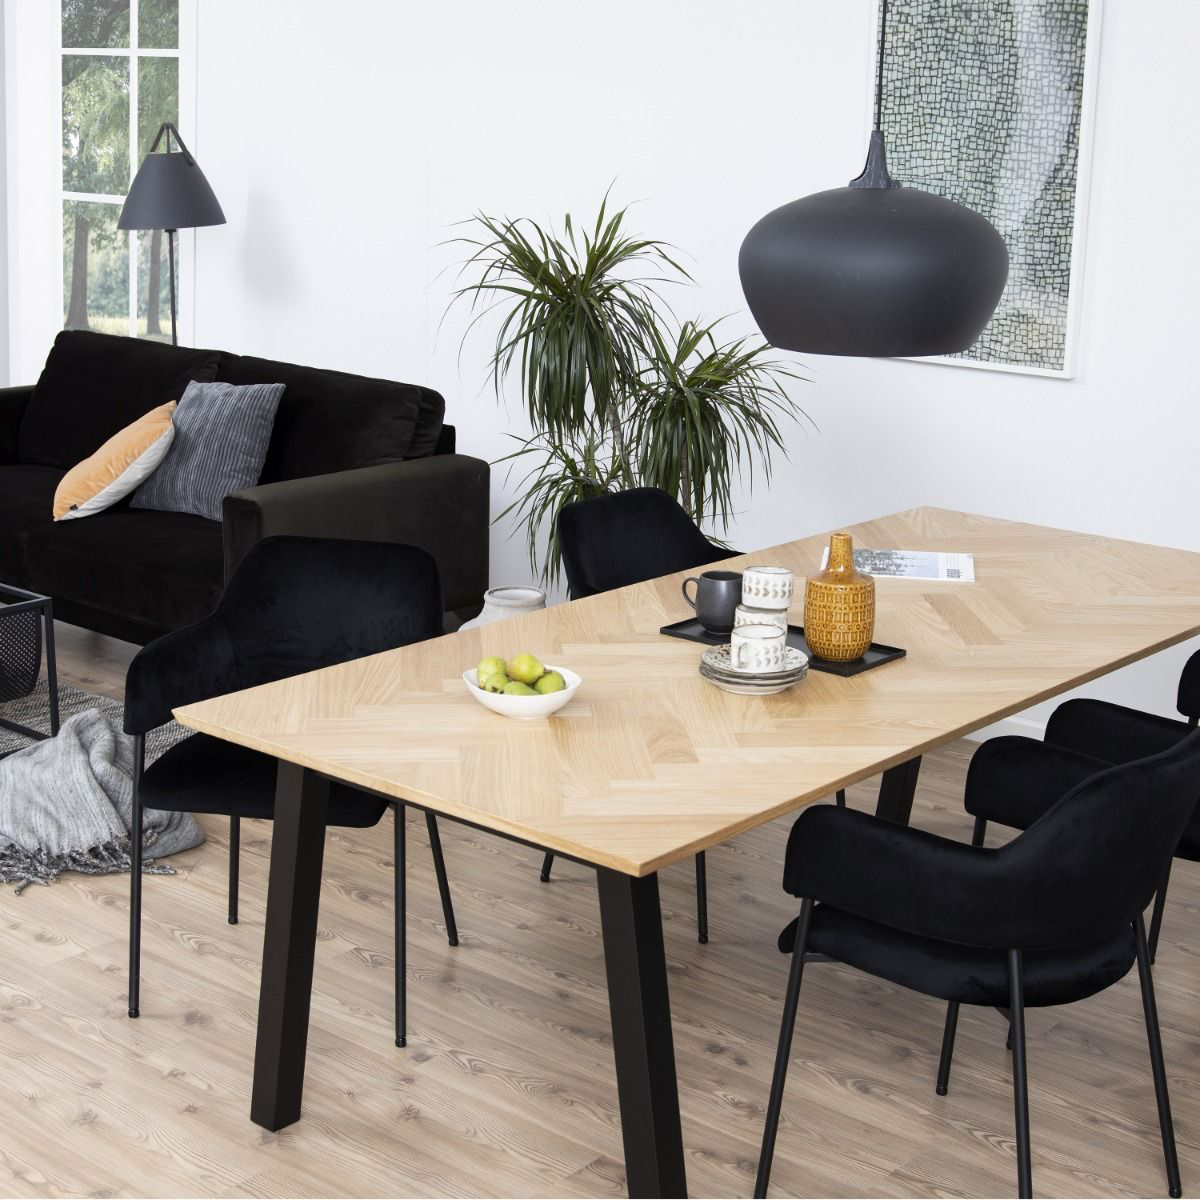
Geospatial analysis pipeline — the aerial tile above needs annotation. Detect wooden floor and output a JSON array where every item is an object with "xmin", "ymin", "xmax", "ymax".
[{"xmin": 1, "ymin": 625, "xmax": 1196, "ymax": 1198}]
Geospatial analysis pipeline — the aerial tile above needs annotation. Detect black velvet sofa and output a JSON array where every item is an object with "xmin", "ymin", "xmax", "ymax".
[{"xmin": 0, "ymin": 331, "xmax": 490, "ymax": 644}]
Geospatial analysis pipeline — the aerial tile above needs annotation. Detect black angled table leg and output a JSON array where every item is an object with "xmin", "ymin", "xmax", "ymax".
[
  {"xmin": 874, "ymin": 756, "xmax": 922, "ymax": 825},
  {"xmin": 250, "ymin": 761, "xmax": 330, "ymax": 1132},
  {"xmin": 596, "ymin": 868, "xmax": 687, "ymax": 1199}
]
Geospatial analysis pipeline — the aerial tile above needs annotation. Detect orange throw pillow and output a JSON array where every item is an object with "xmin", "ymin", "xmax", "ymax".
[{"xmin": 53, "ymin": 400, "xmax": 177, "ymax": 520}]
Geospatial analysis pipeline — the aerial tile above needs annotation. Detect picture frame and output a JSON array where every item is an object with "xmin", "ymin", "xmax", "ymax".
[{"xmin": 872, "ymin": 0, "xmax": 1105, "ymax": 378}]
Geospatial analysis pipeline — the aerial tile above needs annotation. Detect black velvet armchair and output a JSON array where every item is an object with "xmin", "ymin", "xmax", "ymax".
[
  {"xmin": 124, "ymin": 535, "xmax": 459, "ymax": 1047},
  {"xmin": 756, "ymin": 730, "xmax": 1200, "ymax": 1200},
  {"xmin": 967, "ymin": 649, "xmax": 1200, "ymax": 959}
]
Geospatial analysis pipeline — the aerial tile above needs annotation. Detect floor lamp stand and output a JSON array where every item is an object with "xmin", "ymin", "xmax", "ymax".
[{"xmin": 167, "ymin": 227, "xmax": 178, "ymax": 347}]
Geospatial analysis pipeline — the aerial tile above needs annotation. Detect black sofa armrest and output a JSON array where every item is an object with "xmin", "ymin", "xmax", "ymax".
[
  {"xmin": 0, "ymin": 385, "xmax": 34, "ymax": 465},
  {"xmin": 222, "ymin": 455, "xmax": 490, "ymax": 615}
]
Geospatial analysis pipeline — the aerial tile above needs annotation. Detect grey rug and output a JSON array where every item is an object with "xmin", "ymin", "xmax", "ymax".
[
  {"xmin": 0, "ymin": 679, "xmax": 188, "ymax": 762},
  {"xmin": 0, "ymin": 680, "xmax": 198, "ymax": 892}
]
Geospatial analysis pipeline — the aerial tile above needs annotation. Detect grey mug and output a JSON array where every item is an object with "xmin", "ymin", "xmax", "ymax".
[{"xmin": 682, "ymin": 570, "xmax": 743, "ymax": 636}]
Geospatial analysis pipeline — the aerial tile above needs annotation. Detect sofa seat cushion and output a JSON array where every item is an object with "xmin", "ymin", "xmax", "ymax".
[
  {"xmin": 25, "ymin": 507, "xmax": 224, "ymax": 633},
  {"xmin": 141, "ymin": 733, "xmax": 389, "ymax": 827},
  {"xmin": 215, "ymin": 353, "xmax": 445, "ymax": 482},
  {"xmin": 0, "ymin": 465, "xmax": 65, "ymax": 586},
  {"xmin": 19, "ymin": 331, "xmax": 219, "ymax": 470}
]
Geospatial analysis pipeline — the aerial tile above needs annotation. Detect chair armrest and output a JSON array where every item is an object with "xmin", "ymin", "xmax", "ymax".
[
  {"xmin": 222, "ymin": 455, "xmax": 490, "ymax": 615},
  {"xmin": 963, "ymin": 734, "xmax": 1108, "ymax": 830},
  {"xmin": 0, "ymin": 385, "xmax": 34, "ymax": 465},
  {"xmin": 783, "ymin": 801, "xmax": 1104, "ymax": 951},
  {"xmin": 1047, "ymin": 698, "xmax": 1193, "ymax": 765},
  {"xmin": 123, "ymin": 616, "xmax": 239, "ymax": 735}
]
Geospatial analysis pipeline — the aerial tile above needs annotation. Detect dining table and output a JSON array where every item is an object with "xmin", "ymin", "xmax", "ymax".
[{"xmin": 173, "ymin": 506, "xmax": 1200, "ymax": 1199}]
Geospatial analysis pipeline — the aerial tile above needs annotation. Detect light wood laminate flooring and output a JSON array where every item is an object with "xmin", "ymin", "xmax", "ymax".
[{"xmin": 0, "ymin": 624, "xmax": 1195, "ymax": 1198}]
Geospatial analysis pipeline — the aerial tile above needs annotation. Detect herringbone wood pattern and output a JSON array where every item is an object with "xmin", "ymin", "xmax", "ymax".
[{"xmin": 177, "ymin": 508, "xmax": 1200, "ymax": 875}]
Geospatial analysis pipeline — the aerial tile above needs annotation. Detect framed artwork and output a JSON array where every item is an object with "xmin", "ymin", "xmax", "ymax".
[{"xmin": 875, "ymin": 0, "xmax": 1104, "ymax": 377}]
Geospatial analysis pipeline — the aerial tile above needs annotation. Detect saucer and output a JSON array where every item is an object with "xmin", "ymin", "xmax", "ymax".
[
  {"xmin": 699, "ymin": 644, "xmax": 809, "ymax": 695},
  {"xmin": 701, "ymin": 644, "xmax": 809, "ymax": 679}
]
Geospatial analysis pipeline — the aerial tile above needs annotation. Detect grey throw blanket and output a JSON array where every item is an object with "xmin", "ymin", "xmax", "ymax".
[{"xmin": 0, "ymin": 709, "xmax": 204, "ymax": 894}]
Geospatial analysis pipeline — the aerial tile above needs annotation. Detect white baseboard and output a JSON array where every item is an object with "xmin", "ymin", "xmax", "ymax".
[{"xmin": 963, "ymin": 713, "xmax": 1048, "ymax": 743}]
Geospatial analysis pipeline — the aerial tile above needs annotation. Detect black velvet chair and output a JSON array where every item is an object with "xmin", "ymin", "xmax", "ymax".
[
  {"xmin": 537, "ymin": 488, "xmax": 737, "ymax": 941},
  {"xmin": 967, "ymin": 650, "xmax": 1200, "ymax": 961},
  {"xmin": 123, "ymin": 536, "xmax": 459, "ymax": 1047},
  {"xmin": 755, "ymin": 731, "xmax": 1200, "ymax": 1200}
]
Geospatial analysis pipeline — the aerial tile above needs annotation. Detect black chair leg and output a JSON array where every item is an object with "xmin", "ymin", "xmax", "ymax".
[
  {"xmin": 425, "ymin": 813, "xmax": 458, "ymax": 947},
  {"xmin": 1135, "ymin": 913, "xmax": 1182, "ymax": 1198},
  {"xmin": 695, "ymin": 851, "xmax": 709, "ymax": 944},
  {"xmin": 835, "ymin": 789, "xmax": 846, "ymax": 807},
  {"xmin": 1147, "ymin": 863, "xmax": 1171, "ymax": 964},
  {"xmin": 936, "ymin": 1001, "xmax": 960, "ymax": 1095},
  {"xmin": 971, "ymin": 816, "xmax": 988, "ymax": 847},
  {"xmin": 754, "ymin": 898, "xmax": 815, "ymax": 1200},
  {"xmin": 228, "ymin": 815, "xmax": 240, "ymax": 925},
  {"xmin": 395, "ymin": 804, "xmax": 406, "ymax": 1048},
  {"xmin": 540, "ymin": 851, "xmax": 555, "ymax": 882},
  {"xmin": 1007, "ymin": 949, "xmax": 1032, "ymax": 1200},
  {"xmin": 128, "ymin": 735, "xmax": 145, "ymax": 1019}
]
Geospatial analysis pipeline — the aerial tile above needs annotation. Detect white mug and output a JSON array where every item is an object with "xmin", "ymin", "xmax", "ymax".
[
  {"xmin": 730, "ymin": 623, "xmax": 787, "ymax": 674},
  {"xmin": 741, "ymin": 565, "xmax": 794, "ymax": 612},
  {"xmin": 734, "ymin": 604, "xmax": 788, "ymax": 634}
]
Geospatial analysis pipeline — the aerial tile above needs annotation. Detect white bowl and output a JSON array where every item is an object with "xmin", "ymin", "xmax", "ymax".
[{"xmin": 462, "ymin": 665, "xmax": 581, "ymax": 721}]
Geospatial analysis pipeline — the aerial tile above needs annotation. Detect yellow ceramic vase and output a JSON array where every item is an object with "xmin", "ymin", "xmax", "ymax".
[{"xmin": 804, "ymin": 532, "xmax": 876, "ymax": 661}]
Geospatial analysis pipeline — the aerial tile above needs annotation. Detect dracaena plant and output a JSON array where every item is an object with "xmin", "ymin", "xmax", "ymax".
[{"xmin": 449, "ymin": 194, "xmax": 809, "ymax": 584}]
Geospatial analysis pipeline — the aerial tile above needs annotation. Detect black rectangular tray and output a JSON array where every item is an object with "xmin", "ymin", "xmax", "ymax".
[{"xmin": 659, "ymin": 617, "xmax": 906, "ymax": 676}]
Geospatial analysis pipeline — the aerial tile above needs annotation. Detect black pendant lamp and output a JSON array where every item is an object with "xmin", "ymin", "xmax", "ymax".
[{"xmin": 738, "ymin": 0, "xmax": 1009, "ymax": 357}]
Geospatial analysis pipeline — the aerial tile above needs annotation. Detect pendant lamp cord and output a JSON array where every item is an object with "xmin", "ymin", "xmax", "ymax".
[{"xmin": 874, "ymin": 0, "xmax": 889, "ymax": 131}]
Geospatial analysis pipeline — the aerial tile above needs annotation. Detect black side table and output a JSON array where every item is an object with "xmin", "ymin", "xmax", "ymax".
[{"xmin": 0, "ymin": 583, "xmax": 60, "ymax": 742}]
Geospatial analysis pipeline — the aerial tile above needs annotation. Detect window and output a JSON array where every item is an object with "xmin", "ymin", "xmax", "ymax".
[{"xmin": 61, "ymin": 0, "xmax": 179, "ymax": 340}]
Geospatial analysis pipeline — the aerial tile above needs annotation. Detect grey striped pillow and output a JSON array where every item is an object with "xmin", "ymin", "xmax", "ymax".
[{"xmin": 131, "ymin": 380, "xmax": 284, "ymax": 521}]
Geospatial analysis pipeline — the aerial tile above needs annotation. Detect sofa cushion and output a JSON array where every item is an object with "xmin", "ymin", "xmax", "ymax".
[
  {"xmin": 132, "ymin": 380, "xmax": 284, "ymax": 519},
  {"xmin": 25, "ymin": 507, "xmax": 224, "ymax": 633},
  {"xmin": 0, "ymin": 465, "xmax": 64, "ymax": 587},
  {"xmin": 19, "ymin": 331, "xmax": 219, "ymax": 470},
  {"xmin": 214, "ymin": 353, "xmax": 445, "ymax": 482},
  {"xmin": 53, "ymin": 399, "xmax": 176, "ymax": 520}
]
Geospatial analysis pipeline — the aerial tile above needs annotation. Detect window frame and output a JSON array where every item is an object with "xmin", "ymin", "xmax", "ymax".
[{"xmin": 61, "ymin": 0, "xmax": 184, "ymax": 339}]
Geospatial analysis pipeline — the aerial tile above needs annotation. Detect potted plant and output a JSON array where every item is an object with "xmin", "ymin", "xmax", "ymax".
[{"xmin": 451, "ymin": 195, "xmax": 808, "ymax": 583}]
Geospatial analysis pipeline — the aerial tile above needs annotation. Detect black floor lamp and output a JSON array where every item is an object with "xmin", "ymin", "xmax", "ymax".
[{"xmin": 118, "ymin": 122, "xmax": 225, "ymax": 345}]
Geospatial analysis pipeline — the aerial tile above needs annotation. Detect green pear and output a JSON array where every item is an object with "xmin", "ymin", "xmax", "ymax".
[
  {"xmin": 477, "ymin": 655, "xmax": 506, "ymax": 681},
  {"xmin": 502, "ymin": 680, "xmax": 538, "ymax": 696},
  {"xmin": 507, "ymin": 652, "xmax": 544, "ymax": 685},
  {"xmin": 534, "ymin": 670, "xmax": 566, "ymax": 695},
  {"xmin": 480, "ymin": 672, "xmax": 510, "ymax": 694}
]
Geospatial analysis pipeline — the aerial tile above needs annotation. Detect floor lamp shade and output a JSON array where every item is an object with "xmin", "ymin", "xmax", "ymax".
[
  {"xmin": 118, "ymin": 148, "xmax": 225, "ymax": 233},
  {"xmin": 738, "ymin": 142, "xmax": 1010, "ymax": 357}
]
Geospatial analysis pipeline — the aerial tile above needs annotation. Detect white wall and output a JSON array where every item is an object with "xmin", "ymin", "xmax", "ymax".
[{"xmin": 183, "ymin": 0, "xmax": 1198, "ymax": 726}]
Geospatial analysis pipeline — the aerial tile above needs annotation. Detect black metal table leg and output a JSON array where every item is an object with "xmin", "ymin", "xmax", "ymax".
[
  {"xmin": 596, "ymin": 868, "xmax": 687, "ymax": 1199},
  {"xmin": 873, "ymin": 756, "xmax": 922, "ymax": 825},
  {"xmin": 250, "ymin": 762, "xmax": 330, "ymax": 1132}
]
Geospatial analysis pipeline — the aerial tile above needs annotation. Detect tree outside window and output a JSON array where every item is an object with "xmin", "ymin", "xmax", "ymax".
[{"xmin": 61, "ymin": 0, "xmax": 179, "ymax": 340}]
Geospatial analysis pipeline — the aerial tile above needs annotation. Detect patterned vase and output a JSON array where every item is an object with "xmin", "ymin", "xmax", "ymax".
[{"xmin": 803, "ymin": 533, "xmax": 875, "ymax": 661}]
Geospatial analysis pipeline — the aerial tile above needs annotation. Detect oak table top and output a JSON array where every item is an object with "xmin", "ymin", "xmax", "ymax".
[{"xmin": 174, "ymin": 507, "xmax": 1200, "ymax": 877}]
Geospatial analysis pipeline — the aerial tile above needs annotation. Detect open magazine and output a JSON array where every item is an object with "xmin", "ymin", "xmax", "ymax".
[{"xmin": 820, "ymin": 547, "xmax": 976, "ymax": 583}]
